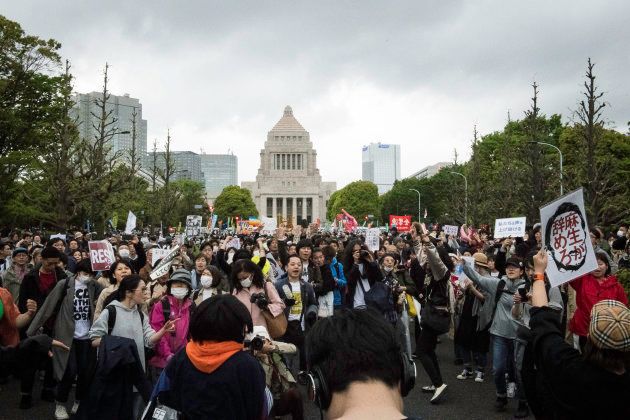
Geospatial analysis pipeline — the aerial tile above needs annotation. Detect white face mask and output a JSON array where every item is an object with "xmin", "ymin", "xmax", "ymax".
[
  {"xmin": 119, "ymin": 249, "xmax": 130, "ymax": 258},
  {"xmin": 227, "ymin": 252, "xmax": 235, "ymax": 264},
  {"xmin": 240, "ymin": 277, "xmax": 252, "ymax": 288},
  {"xmin": 383, "ymin": 266, "xmax": 394, "ymax": 273},
  {"xmin": 618, "ymin": 230, "xmax": 625, "ymax": 237},
  {"xmin": 171, "ymin": 287, "xmax": 188, "ymax": 300},
  {"xmin": 77, "ymin": 274, "xmax": 90, "ymax": 283},
  {"xmin": 200, "ymin": 275, "xmax": 213, "ymax": 288}
]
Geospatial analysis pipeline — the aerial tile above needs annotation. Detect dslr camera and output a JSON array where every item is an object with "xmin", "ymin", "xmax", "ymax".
[
  {"xmin": 244, "ymin": 335, "xmax": 265, "ymax": 351},
  {"xmin": 250, "ymin": 292, "xmax": 269, "ymax": 309}
]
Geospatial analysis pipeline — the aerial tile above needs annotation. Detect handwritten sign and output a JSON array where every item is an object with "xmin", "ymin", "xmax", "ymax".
[
  {"xmin": 150, "ymin": 245, "xmax": 181, "ymax": 280},
  {"xmin": 540, "ymin": 188, "xmax": 597, "ymax": 287},
  {"xmin": 151, "ymin": 248, "xmax": 169, "ymax": 266},
  {"xmin": 366, "ymin": 228, "xmax": 381, "ymax": 252},
  {"xmin": 261, "ymin": 217, "xmax": 277, "ymax": 234},
  {"xmin": 443, "ymin": 225, "xmax": 459, "ymax": 236},
  {"xmin": 185, "ymin": 215, "xmax": 202, "ymax": 238},
  {"xmin": 494, "ymin": 217, "xmax": 526, "ymax": 238},
  {"xmin": 88, "ymin": 240, "xmax": 115, "ymax": 272}
]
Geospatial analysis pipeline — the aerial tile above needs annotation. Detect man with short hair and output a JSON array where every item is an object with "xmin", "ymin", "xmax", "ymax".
[
  {"xmin": 296, "ymin": 239, "xmax": 323, "ymax": 292},
  {"xmin": 0, "ymin": 241, "xmax": 12, "ymax": 276},
  {"xmin": 306, "ymin": 308, "xmax": 419, "ymax": 419}
]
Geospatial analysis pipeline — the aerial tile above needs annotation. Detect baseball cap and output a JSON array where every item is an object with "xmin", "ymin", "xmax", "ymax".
[{"xmin": 505, "ymin": 257, "xmax": 524, "ymax": 269}]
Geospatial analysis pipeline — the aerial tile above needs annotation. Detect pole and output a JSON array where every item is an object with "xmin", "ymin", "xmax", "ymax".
[
  {"xmin": 530, "ymin": 141, "xmax": 563, "ymax": 196},
  {"xmin": 409, "ymin": 189, "xmax": 421, "ymax": 222},
  {"xmin": 449, "ymin": 172, "xmax": 468, "ymax": 224}
]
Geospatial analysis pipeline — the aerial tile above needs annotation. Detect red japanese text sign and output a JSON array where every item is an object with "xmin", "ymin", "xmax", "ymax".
[{"xmin": 389, "ymin": 215, "xmax": 412, "ymax": 232}]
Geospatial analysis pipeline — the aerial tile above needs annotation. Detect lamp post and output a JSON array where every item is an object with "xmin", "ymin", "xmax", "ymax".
[
  {"xmin": 449, "ymin": 171, "xmax": 468, "ymax": 223},
  {"xmin": 409, "ymin": 189, "xmax": 421, "ymax": 222},
  {"xmin": 529, "ymin": 141, "xmax": 563, "ymax": 196}
]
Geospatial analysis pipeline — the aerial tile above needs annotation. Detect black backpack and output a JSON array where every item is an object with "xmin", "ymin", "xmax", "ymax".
[{"xmin": 361, "ymin": 280, "xmax": 394, "ymax": 314}]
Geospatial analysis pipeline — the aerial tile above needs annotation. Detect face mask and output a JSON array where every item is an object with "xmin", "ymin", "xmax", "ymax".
[
  {"xmin": 240, "ymin": 277, "xmax": 252, "ymax": 288},
  {"xmin": 200, "ymin": 275, "xmax": 213, "ymax": 288},
  {"xmin": 618, "ymin": 230, "xmax": 625, "ymax": 237},
  {"xmin": 119, "ymin": 249, "xmax": 130, "ymax": 258},
  {"xmin": 171, "ymin": 287, "xmax": 188, "ymax": 300},
  {"xmin": 227, "ymin": 252, "xmax": 235, "ymax": 264},
  {"xmin": 383, "ymin": 266, "xmax": 394, "ymax": 273},
  {"xmin": 77, "ymin": 274, "xmax": 90, "ymax": 283}
]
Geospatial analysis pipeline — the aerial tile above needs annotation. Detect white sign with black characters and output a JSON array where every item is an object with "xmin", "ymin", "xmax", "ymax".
[{"xmin": 185, "ymin": 215, "xmax": 203, "ymax": 238}]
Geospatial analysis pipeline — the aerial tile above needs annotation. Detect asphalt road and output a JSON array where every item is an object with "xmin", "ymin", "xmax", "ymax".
[{"xmin": 0, "ymin": 332, "xmax": 523, "ymax": 420}]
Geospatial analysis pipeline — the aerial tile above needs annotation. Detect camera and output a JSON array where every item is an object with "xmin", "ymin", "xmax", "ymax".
[
  {"xmin": 360, "ymin": 250, "xmax": 370, "ymax": 259},
  {"xmin": 244, "ymin": 335, "xmax": 265, "ymax": 351},
  {"xmin": 250, "ymin": 292, "xmax": 269, "ymax": 309},
  {"xmin": 517, "ymin": 285, "xmax": 529, "ymax": 301}
]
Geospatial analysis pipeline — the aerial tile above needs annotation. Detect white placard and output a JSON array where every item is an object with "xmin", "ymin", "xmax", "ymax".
[
  {"xmin": 540, "ymin": 188, "xmax": 597, "ymax": 287},
  {"xmin": 151, "ymin": 248, "xmax": 169, "ymax": 266},
  {"xmin": 443, "ymin": 225, "xmax": 459, "ymax": 236},
  {"xmin": 261, "ymin": 217, "xmax": 277, "ymax": 234},
  {"xmin": 227, "ymin": 237, "xmax": 241, "ymax": 250},
  {"xmin": 185, "ymin": 215, "xmax": 202, "ymax": 238},
  {"xmin": 494, "ymin": 217, "xmax": 526, "ymax": 238},
  {"xmin": 124, "ymin": 211, "xmax": 137, "ymax": 234},
  {"xmin": 365, "ymin": 228, "xmax": 381, "ymax": 252},
  {"xmin": 149, "ymin": 245, "xmax": 181, "ymax": 280}
]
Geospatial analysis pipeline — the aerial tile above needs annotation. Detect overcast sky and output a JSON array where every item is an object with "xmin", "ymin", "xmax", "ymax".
[{"xmin": 6, "ymin": 1, "xmax": 630, "ymax": 188}]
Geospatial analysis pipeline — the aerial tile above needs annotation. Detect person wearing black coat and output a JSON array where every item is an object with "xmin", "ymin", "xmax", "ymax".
[{"xmin": 342, "ymin": 241, "xmax": 382, "ymax": 309}]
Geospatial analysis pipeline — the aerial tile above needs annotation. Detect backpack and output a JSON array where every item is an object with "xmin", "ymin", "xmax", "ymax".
[{"xmin": 361, "ymin": 279, "xmax": 394, "ymax": 314}]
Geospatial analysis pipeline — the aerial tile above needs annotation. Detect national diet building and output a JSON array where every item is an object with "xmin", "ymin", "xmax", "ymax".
[{"xmin": 242, "ymin": 106, "xmax": 336, "ymax": 224}]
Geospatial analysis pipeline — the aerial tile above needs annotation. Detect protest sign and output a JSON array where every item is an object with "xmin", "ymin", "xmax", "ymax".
[
  {"xmin": 125, "ymin": 211, "xmax": 136, "ymax": 234},
  {"xmin": 494, "ymin": 217, "xmax": 526, "ymax": 238},
  {"xmin": 227, "ymin": 237, "xmax": 241, "ymax": 250},
  {"xmin": 88, "ymin": 240, "xmax": 115, "ymax": 272},
  {"xmin": 261, "ymin": 217, "xmax": 277, "ymax": 234},
  {"xmin": 50, "ymin": 233, "xmax": 67, "ymax": 241},
  {"xmin": 210, "ymin": 214, "xmax": 218, "ymax": 230},
  {"xmin": 389, "ymin": 215, "xmax": 412, "ymax": 232},
  {"xmin": 540, "ymin": 188, "xmax": 597, "ymax": 287},
  {"xmin": 151, "ymin": 248, "xmax": 169, "ymax": 266},
  {"xmin": 443, "ymin": 225, "xmax": 459, "ymax": 236},
  {"xmin": 150, "ymin": 245, "xmax": 181, "ymax": 280},
  {"xmin": 366, "ymin": 228, "xmax": 381, "ymax": 251},
  {"xmin": 185, "ymin": 215, "xmax": 202, "ymax": 237}
]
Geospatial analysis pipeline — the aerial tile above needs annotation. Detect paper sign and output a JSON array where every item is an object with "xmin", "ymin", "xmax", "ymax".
[
  {"xmin": 185, "ymin": 215, "xmax": 202, "ymax": 238},
  {"xmin": 151, "ymin": 248, "xmax": 169, "ymax": 266},
  {"xmin": 50, "ymin": 233, "xmax": 67, "ymax": 241},
  {"xmin": 88, "ymin": 240, "xmax": 115, "ymax": 272},
  {"xmin": 150, "ymin": 245, "xmax": 181, "ymax": 280},
  {"xmin": 261, "ymin": 217, "xmax": 277, "ymax": 234},
  {"xmin": 443, "ymin": 225, "xmax": 459, "ymax": 236},
  {"xmin": 125, "ymin": 211, "xmax": 137, "ymax": 234},
  {"xmin": 494, "ymin": 217, "xmax": 526, "ymax": 238},
  {"xmin": 389, "ymin": 215, "xmax": 412, "ymax": 232},
  {"xmin": 226, "ymin": 237, "xmax": 241, "ymax": 250},
  {"xmin": 366, "ymin": 228, "xmax": 381, "ymax": 251},
  {"xmin": 540, "ymin": 188, "xmax": 597, "ymax": 287}
]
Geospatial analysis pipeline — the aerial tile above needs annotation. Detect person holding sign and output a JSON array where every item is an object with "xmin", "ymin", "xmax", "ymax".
[
  {"xmin": 568, "ymin": 250, "xmax": 628, "ymax": 353},
  {"xmin": 526, "ymin": 249, "xmax": 630, "ymax": 419}
]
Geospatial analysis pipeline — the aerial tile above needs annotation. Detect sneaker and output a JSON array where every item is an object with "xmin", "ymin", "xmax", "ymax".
[
  {"xmin": 495, "ymin": 396, "xmax": 508, "ymax": 412},
  {"xmin": 456, "ymin": 369, "xmax": 473, "ymax": 380},
  {"xmin": 71, "ymin": 401, "xmax": 80, "ymax": 414},
  {"xmin": 54, "ymin": 403, "xmax": 70, "ymax": 420},
  {"xmin": 474, "ymin": 371, "xmax": 485, "ymax": 382},
  {"xmin": 515, "ymin": 401, "xmax": 530, "ymax": 418},
  {"xmin": 430, "ymin": 384, "xmax": 447, "ymax": 404},
  {"xmin": 421, "ymin": 385, "xmax": 436, "ymax": 393},
  {"xmin": 41, "ymin": 387, "xmax": 55, "ymax": 402},
  {"xmin": 507, "ymin": 382, "xmax": 516, "ymax": 398},
  {"xmin": 19, "ymin": 394, "xmax": 32, "ymax": 410}
]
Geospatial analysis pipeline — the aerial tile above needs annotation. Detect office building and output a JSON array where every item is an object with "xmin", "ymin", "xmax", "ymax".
[
  {"xmin": 408, "ymin": 162, "xmax": 450, "ymax": 179},
  {"xmin": 361, "ymin": 142, "xmax": 401, "ymax": 194},
  {"xmin": 200, "ymin": 153, "xmax": 238, "ymax": 199}
]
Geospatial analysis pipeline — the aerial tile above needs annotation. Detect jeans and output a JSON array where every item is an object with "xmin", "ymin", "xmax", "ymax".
[
  {"xmin": 491, "ymin": 334, "xmax": 515, "ymax": 397},
  {"xmin": 417, "ymin": 326, "xmax": 443, "ymax": 387},
  {"xmin": 56, "ymin": 339, "xmax": 94, "ymax": 403},
  {"xmin": 461, "ymin": 348, "xmax": 487, "ymax": 372},
  {"xmin": 514, "ymin": 338, "xmax": 527, "ymax": 402}
]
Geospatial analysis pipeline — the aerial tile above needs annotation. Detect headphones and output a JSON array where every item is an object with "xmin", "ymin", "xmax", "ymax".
[{"xmin": 307, "ymin": 352, "xmax": 417, "ymax": 410}]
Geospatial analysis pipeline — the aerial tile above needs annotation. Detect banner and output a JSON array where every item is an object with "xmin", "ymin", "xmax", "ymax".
[
  {"xmin": 150, "ymin": 245, "xmax": 181, "ymax": 280},
  {"xmin": 125, "ymin": 211, "xmax": 137, "ymax": 234},
  {"xmin": 493, "ymin": 217, "xmax": 526, "ymax": 238},
  {"xmin": 88, "ymin": 240, "xmax": 115, "ymax": 272},
  {"xmin": 261, "ymin": 217, "xmax": 277, "ymax": 234},
  {"xmin": 185, "ymin": 215, "xmax": 203, "ymax": 237},
  {"xmin": 389, "ymin": 215, "xmax": 412, "ymax": 232},
  {"xmin": 443, "ymin": 225, "xmax": 459, "ymax": 236},
  {"xmin": 210, "ymin": 214, "xmax": 218, "ymax": 230},
  {"xmin": 366, "ymin": 228, "xmax": 381, "ymax": 251},
  {"xmin": 540, "ymin": 188, "xmax": 597, "ymax": 287}
]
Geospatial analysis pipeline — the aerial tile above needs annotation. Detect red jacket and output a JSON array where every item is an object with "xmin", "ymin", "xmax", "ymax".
[{"xmin": 569, "ymin": 274, "xmax": 628, "ymax": 337}]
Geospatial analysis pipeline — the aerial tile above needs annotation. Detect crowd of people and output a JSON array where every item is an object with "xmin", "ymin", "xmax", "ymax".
[{"xmin": 0, "ymin": 221, "xmax": 628, "ymax": 419}]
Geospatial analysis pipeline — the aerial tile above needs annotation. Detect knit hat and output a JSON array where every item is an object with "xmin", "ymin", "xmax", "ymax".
[
  {"xmin": 589, "ymin": 300, "xmax": 630, "ymax": 352},
  {"xmin": 472, "ymin": 252, "xmax": 489, "ymax": 268},
  {"xmin": 12, "ymin": 248, "xmax": 28, "ymax": 258},
  {"xmin": 168, "ymin": 268, "xmax": 192, "ymax": 288}
]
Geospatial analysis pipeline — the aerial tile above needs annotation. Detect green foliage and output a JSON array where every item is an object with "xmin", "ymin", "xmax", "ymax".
[
  {"xmin": 326, "ymin": 181, "xmax": 380, "ymax": 222},
  {"xmin": 214, "ymin": 185, "xmax": 258, "ymax": 219}
]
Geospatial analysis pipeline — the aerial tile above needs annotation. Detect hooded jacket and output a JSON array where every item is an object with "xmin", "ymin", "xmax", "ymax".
[{"xmin": 149, "ymin": 295, "xmax": 193, "ymax": 368}]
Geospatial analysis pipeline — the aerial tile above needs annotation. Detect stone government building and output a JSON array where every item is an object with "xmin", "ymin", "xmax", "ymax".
[{"xmin": 242, "ymin": 106, "xmax": 336, "ymax": 225}]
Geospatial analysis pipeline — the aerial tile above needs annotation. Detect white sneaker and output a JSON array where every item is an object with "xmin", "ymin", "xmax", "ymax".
[
  {"xmin": 507, "ymin": 381, "xmax": 516, "ymax": 398},
  {"xmin": 474, "ymin": 371, "xmax": 485, "ymax": 382},
  {"xmin": 430, "ymin": 383, "xmax": 447, "ymax": 404},
  {"xmin": 54, "ymin": 404, "xmax": 70, "ymax": 420},
  {"xmin": 456, "ymin": 369, "xmax": 472, "ymax": 380},
  {"xmin": 71, "ymin": 400, "xmax": 80, "ymax": 414},
  {"xmin": 421, "ymin": 385, "xmax": 436, "ymax": 393}
]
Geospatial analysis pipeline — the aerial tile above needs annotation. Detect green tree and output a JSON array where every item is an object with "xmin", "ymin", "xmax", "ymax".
[
  {"xmin": 214, "ymin": 186, "xmax": 258, "ymax": 219},
  {"xmin": 326, "ymin": 181, "xmax": 380, "ymax": 223}
]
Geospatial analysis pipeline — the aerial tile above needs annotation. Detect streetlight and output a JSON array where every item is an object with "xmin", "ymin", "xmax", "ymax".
[
  {"xmin": 528, "ymin": 141, "xmax": 563, "ymax": 196},
  {"xmin": 449, "ymin": 171, "xmax": 468, "ymax": 223},
  {"xmin": 409, "ymin": 189, "xmax": 421, "ymax": 222}
]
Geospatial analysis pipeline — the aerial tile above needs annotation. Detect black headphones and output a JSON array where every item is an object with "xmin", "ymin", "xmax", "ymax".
[{"xmin": 307, "ymin": 352, "xmax": 417, "ymax": 410}]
